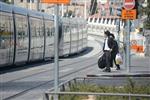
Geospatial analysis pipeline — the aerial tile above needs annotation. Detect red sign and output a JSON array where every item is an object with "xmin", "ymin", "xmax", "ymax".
[
  {"xmin": 123, "ymin": 0, "xmax": 135, "ymax": 10},
  {"xmin": 41, "ymin": 0, "xmax": 70, "ymax": 4}
]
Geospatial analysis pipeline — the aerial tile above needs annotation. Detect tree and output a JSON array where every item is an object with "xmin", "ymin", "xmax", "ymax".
[{"xmin": 89, "ymin": 0, "xmax": 97, "ymax": 15}]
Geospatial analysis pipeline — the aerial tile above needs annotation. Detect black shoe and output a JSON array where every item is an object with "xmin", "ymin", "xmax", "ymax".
[
  {"xmin": 103, "ymin": 68, "xmax": 111, "ymax": 72},
  {"xmin": 116, "ymin": 66, "xmax": 120, "ymax": 70}
]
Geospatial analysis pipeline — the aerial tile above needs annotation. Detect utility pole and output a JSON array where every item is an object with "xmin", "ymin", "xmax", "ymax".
[
  {"xmin": 37, "ymin": 0, "xmax": 40, "ymax": 11},
  {"xmin": 54, "ymin": 4, "xmax": 59, "ymax": 100},
  {"xmin": 116, "ymin": 18, "xmax": 120, "ymax": 47},
  {"xmin": 30, "ymin": 0, "xmax": 32, "ymax": 10},
  {"xmin": 126, "ymin": 20, "xmax": 131, "ymax": 72},
  {"xmin": 84, "ymin": 0, "xmax": 87, "ymax": 19},
  {"xmin": 61, "ymin": 4, "xmax": 64, "ymax": 17}
]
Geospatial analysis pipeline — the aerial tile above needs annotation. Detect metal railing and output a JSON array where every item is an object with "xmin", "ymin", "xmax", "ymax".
[
  {"xmin": 44, "ymin": 91, "xmax": 150, "ymax": 100},
  {"xmin": 44, "ymin": 77, "xmax": 150, "ymax": 100}
]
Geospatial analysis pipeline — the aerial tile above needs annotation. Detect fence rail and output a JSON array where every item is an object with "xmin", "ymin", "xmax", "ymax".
[
  {"xmin": 44, "ymin": 91, "xmax": 150, "ymax": 100},
  {"xmin": 44, "ymin": 77, "xmax": 150, "ymax": 100}
]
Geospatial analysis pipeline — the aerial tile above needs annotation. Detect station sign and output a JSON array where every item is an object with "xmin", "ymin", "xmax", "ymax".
[
  {"xmin": 123, "ymin": 0, "xmax": 135, "ymax": 10},
  {"xmin": 41, "ymin": 0, "xmax": 70, "ymax": 4},
  {"xmin": 121, "ymin": 9, "xmax": 136, "ymax": 20}
]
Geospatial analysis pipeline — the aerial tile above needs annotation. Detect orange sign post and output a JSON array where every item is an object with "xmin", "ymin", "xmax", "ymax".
[
  {"xmin": 121, "ymin": 9, "xmax": 136, "ymax": 20},
  {"xmin": 40, "ymin": 1, "xmax": 71, "ymax": 100},
  {"xmin": 41, "ymin": 0, "xmax": 70, "ymax": 4}
]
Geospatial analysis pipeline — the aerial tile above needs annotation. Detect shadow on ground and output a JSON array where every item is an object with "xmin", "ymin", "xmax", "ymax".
[{"xmin": 0, "ymin": 47, "xmax": 93, "ymax": 74}]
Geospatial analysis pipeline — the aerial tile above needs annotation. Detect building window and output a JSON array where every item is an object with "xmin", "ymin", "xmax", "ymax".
[{"xmin": 20, "ymin": 0, "xmax": 23, "ymax": 2}]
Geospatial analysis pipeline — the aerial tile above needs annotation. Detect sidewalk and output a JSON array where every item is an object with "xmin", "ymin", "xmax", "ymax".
[
  {"xmin": 129, "ymin": 53, "xmax": 150, "ymax": 74},
  {"xmin": 87, "ymin": 35, "xmax": 150, "ymax": 77},
  {"xmin": 86, "ymin": 52, "xmax": 150, "ymax": 77}
]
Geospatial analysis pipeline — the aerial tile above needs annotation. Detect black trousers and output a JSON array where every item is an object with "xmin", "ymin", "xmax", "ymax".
[
  {"xmin": 104, "ymin": 51, "xmax": 111, "ymax": 70},
  {"xmin": 111, "ymin": 52, "xmax": 120, "ymax": 67}
]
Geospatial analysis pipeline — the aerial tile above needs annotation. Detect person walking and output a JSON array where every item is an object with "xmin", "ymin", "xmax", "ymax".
[
  {"xmin": 110, "ymin": 33, "xmax": 120, "ymax": 70},
  {"xmin": 102, "ymin": 30, "xmax": 113, "ymax": 72}
]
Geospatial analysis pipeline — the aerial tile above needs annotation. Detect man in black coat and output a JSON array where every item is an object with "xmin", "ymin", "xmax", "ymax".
[
  {"xmin": 102, "ymin": 30, "xmax": 113, "ymax": 72},
  {"xmin": 110, "ymin": 34, "xmax": 120, "ymax": 70}
]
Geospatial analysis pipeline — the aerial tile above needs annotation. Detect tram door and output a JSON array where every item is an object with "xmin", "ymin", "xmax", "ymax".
[
  {"xmin": 14, "ymin": 14, "xmax": 29, "ymax": 63},
  {"xmin": 29, "ymin": 17, "xmax": 44, "ymax": 61},
  {"xmin": 0, "ymin": 12, "xmax": 14, "ymax": 66},
  {"xmin": 44, "ymin": 20, "xmax": 54, "ymax": 58}
]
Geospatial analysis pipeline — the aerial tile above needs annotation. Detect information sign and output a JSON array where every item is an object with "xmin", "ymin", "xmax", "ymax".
[
  {"xmin": 41, "ymin": 0, "xmax": 70, "ymax": 4},
  {"xmin": 122, "ymin": 9, "xmax": 136, "ymax": 20}
]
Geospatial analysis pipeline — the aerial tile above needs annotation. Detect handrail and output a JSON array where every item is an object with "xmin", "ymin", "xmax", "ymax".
[
  {"xmin": 45, "ymin": 91, "xmax": 150, "ymax": 98},
  {"xmin": 44, "ymin": 77, "xmax": 150, "ymax": 100}
]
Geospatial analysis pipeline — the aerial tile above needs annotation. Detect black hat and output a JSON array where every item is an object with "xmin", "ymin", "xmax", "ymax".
[{"xmin": 104, "ymin": 30, "xmax": 110, "ymax": 36}]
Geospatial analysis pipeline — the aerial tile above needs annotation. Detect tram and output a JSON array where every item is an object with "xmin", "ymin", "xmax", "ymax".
[{"xmin": 0, "ymin": 2, "xmax": 88, "ymax": 67}]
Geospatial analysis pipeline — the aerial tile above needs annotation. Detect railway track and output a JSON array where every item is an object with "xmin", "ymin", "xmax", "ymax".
[{"xmin": 2, "ymin": 51, "xmax": 103, "ymax": 100}]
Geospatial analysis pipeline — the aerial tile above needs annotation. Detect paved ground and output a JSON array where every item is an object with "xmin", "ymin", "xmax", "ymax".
[
  {"xmin": 0, "ymin": 36, "xmax": 149, "ymax": 100},
  {"xmin": 87, "ymin": 35, "xmax": 150, "ymax": 76},
  {"xmin": 86, "ymin": 54, "xmax": 150, "ymax": 77}
]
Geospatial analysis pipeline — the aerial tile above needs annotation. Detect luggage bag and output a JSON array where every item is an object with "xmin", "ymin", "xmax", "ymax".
[{"xmin": 98, "ymin": 54, "xmax": 106, "ymax": 69}]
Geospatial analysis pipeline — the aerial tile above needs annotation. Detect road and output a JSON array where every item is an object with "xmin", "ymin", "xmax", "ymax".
[
  {"xmin": 1, "ymin": 38, "xmax": 150, "ymax": 100},
  {"xmin": 0, "ymin": 40, "xmax": 102, "ymax": 100}
]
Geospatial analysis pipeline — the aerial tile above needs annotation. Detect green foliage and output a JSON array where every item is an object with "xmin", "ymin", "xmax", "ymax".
[{"xmin": 59, "ymin": 78, "xmax": 150, "ymax": 100}]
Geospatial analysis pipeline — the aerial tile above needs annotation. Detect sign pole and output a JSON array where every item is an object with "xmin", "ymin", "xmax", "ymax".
[
  {"xmin": 117, "ymin": 18, "xmax": 120, "ymax": 47},
  {"xmin": 126, "ymin": 19, "xmax": 131, "ymax": 73},
  {"xmin": 84, "ymin": 0, "xmax": 87, "ymax": 20},
  {"xmin": 123, "ymin": 0, "xmax": 136, "ymax": 73},
  {"xmin": 54, "ymin": 4, "xmax": 59, "ymax": 100},
  {"xmin": 41, "ymin": 1, "xmax": 70, "ymax": 100}
]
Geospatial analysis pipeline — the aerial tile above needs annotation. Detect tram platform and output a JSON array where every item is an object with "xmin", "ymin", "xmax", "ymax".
[
  {"xmin": 87, "ymin": 34, "xmax": 150, "ymax": 77},
  {"xmin": 44, "ymin": 53, "xmax": 150, "ymax": 100},
  {"xmin": 86, "ymin": 52, "xmax": 150, "ymax": 77}
]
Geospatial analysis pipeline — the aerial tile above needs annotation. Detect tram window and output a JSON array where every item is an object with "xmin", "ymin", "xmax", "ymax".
[
  {"xmin": 45, "ymin": 20, "xmax": 54, "ymax": 37},
  {"xmin": 15, "ymin": 15, "xmax": 28, "ymax": 37},
  {"xmin": 52, "ymin": 27, "xmax": 55, "ymax": 35},
  {"xmin": 47, "ymin": 28, "xmax": 50, "ymax": 36},
  {"xmin": 30, "ymin": 18, "xmax": 43, "ymax": 37}
]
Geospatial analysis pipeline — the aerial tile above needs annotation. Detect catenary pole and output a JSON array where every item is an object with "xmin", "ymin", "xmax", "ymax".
[{"xmin": 54, "ymin": 4, "xmax": 59, "ymax": 100}]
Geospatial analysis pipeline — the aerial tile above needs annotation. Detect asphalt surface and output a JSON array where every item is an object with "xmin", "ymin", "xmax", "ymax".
[
  {"xmin": 0, "ymin": 38, "xmax": 150, "ymax": 100},
  {"xmin": 0, "ymin": 40, "xmax": 102, "ymax": 100}
]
